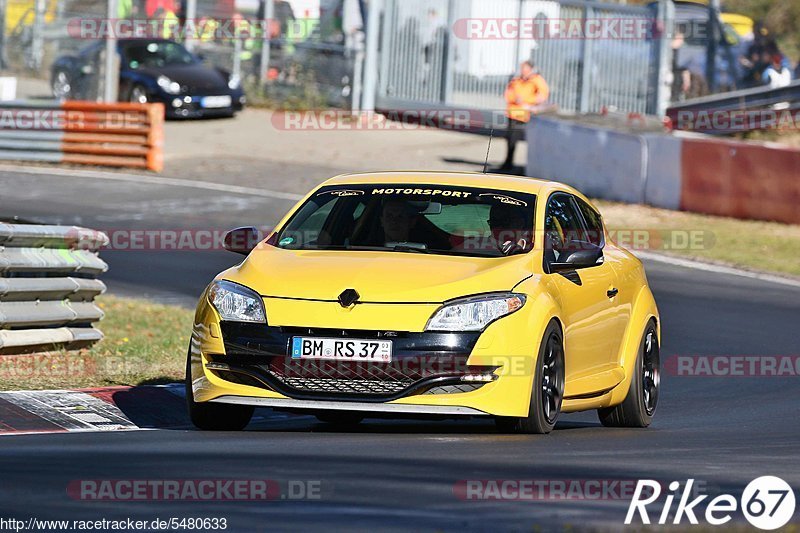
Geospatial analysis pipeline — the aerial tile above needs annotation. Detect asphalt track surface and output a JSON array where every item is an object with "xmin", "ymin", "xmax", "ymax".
[{"xmin": 0, "ymin": 167, "xmax": 798, "ymax": 531}]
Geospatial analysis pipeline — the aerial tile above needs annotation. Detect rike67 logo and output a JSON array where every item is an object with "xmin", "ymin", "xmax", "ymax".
[{"xmin": 627, "ymin": 477, "xmax": 796, "ymax": 530}]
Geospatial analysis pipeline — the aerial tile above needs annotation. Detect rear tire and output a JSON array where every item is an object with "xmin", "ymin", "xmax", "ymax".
[
  {"xmin": 496, "ymin": 321, "xmax": 564, "ymax": 434},
  {"xmin": 315, "ymin": 411, "xmax": 364, "ymax": 426},
  {"xmin": 185, "ymin": 351, "xmax": 254, "ymax": 431},
  {"xmin": 598, "ymin": 320, "xmax": 660, "ymax": 428},
  {"xmin": 128, "ymin": 83, "xmax": 149, "ymax": 104},
  {"xmin": 52, "ymin": 69, "xmax": 71, "ymax": 99}
]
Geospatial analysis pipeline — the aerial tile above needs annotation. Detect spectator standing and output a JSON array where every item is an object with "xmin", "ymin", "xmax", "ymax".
[
  {"xmin": 762, "ymin": 48, "xmax": 792, "ymax": 89},
  {"xmin": 501, "ymin": 61, "xmax": 549, "ymax": 171}
]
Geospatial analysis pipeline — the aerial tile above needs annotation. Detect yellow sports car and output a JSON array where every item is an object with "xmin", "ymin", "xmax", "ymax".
[{"xmin": 186, "ymin": 172, "xmax": 660, "ymax": 434}]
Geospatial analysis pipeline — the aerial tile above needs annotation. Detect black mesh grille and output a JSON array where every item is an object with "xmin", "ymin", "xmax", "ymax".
[
  {"xmin": 270, "ymin": 373, "xmax": 413, "ymax": 396},
  {"xmin": 423, "ymin": 383, "xmax": 484, "ymax": 395}
]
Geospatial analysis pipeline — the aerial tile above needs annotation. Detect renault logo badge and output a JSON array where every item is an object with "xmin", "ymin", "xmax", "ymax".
[{"xmin": 338, "ymin": 288, "xmax": 360, "ymax": 308}]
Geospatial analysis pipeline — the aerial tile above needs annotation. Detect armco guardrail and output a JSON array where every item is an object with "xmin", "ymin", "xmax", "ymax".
[
  {"xmin": 667, "ymin": 80, "xmax": 800, "ymax": 134},
  {"xmin": 0, "ymin": 101, "xmax": 164, "ymax": 171},
  {"xmin": 0, "ymin": 222, "xmax": 109, "ymax": 355},
  {"xmin": 527, "ymin": 114, "xmax": 800, "ymax": 225}
]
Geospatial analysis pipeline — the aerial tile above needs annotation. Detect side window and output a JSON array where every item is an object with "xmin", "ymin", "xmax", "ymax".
[
  {"xmin": 544, "ymin": 195, "xmax": 586, "ymax": 261},
  {"xmin": 575, "ymin": 198, "xmax": 605, "ymax": 247}
]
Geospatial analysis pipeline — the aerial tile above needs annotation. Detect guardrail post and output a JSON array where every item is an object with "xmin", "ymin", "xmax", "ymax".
[
  {"xmin": 361, "ymin": 0, "xmax": 382, "ymax": 112},
  {"xmin": 102, "ymin": 0, "xmax": 120, "ymax": 103},
  {"xmin": 652, "ymin": 0, "xmax": 674, "ymax": 116},
  {"xmin": 577, "ymin": 5, "xmax": 595, "ymax": 113},
  {"xmin": 258, "ymin": 0, "xmax": 275, "ymax": 88},
  {"xmin": 184, "ymin": 0, "xmax": 197, "ymax": 52},
  {"xmin": 0, "ymin": 0, "xmax": 7, "ymax": 69},
  {"xmin": 146, "ymin": 103, "xmax": 165, "ymax": 172},
  {"xmin": 351, "ymin": 31, "xmax": 365, "ymax": 113},
  {"xmin": 440, "ymin": 0, "xmax": 456, "ymax": 105},
  {"xmin": 706, "ymin": 0, "xmax": 720, "ymax": 92},
  {"xmin": 29, "ymin": 0, "xmax": 46, "ymax": 71}
]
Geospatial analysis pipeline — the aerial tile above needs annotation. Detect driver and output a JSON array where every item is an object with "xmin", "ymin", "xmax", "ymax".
[
  {"xmin": 488, "ymin": 203, "xmax": 531, "ymax": 254},
  {"xmin": 380, "ymin": 199, "xmax": 419, "ymax": 244}
]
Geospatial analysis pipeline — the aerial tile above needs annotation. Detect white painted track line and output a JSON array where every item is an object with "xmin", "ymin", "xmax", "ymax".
[{"xmin": 0, "ymin": 164, "xmax": 304, "ymax": 201}]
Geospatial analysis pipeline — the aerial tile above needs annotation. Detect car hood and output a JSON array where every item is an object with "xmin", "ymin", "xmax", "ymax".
[
  {"xmin": 141, "ymin": 64, "xmax": 228, "ymax": 91},
  {"xmin": 224, "ymin": 246, "xmax": 534, "ymax": 304}
]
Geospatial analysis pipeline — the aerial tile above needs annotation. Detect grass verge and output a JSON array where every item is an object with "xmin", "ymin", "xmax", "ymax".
[
  {"xmin": 596, "ymin": 200, "xmax": 800, "ymax": 278},
  {"xmin": 0, "ymin": 296, "xmax": 193, "ymax": 391}
]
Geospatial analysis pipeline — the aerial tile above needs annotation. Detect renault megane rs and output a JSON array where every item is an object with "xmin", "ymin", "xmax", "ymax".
[{"xmin": 186, "ymin": 172, "xmax": 660, "ymax": 434}]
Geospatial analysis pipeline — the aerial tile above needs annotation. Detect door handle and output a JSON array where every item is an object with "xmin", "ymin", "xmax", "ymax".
[{"xmin": 607, "ymin": 288, "xmax": 619, "ymax": 298}]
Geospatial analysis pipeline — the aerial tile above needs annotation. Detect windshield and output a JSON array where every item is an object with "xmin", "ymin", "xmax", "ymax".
[
  {"xmin": 122, "ymin": 41, "xmax": 196, "ymax": 69},
  {"xmin": 271, "ymin": 184, "xmax": 536, "ymax": 258}
]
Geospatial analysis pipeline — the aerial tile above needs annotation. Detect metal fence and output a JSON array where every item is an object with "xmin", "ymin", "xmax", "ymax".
[
  {"xmin": 0, "ymin": 0, "xmax": 103, "ymax": 77},
  {"xmin": 375, "ymin": 0, "xmax": 674, "ymax": 120},
  {"xmin": 0, "ymin": 0, "xmax": 362, "ymax": 108},
  {"xmin": 0, "ymin": 222, "xmax": 108, "ymax": 355}
]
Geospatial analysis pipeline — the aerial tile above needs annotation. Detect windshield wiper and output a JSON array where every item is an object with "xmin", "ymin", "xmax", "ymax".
[{"xmin": 388, "ymin": 242, "xmax": 429, "ymax": 254}]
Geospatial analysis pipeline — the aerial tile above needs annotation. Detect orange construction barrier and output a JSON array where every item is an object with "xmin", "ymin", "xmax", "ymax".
[{"xmin": 0, "ymin": 101, "xmax": 164, "ymax": 172}]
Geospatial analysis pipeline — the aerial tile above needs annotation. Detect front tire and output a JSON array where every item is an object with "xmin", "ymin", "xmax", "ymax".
[
  {"xmin": 598, "ymin": 320, "xmax": 660, "ymax": 428},
  {"xmin": 185, "ymin": 351, "xmax": 254, "ymax": 431},
  {"xmin": 496, "ymin": 321, "xmax": 564, "ymax": 434}
]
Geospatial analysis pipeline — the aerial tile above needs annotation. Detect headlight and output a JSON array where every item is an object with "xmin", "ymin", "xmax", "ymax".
[
  {"xmin": 228, "ymin": 74, "xmax": 241, "ymax": 90},
  {"xmin": 208, "ymin": 280, "xmax": 266, "ymax": 323},
  {"xmin": 426, "ymin": 293, "xmax": 526, "ymax": 332},
  {"xmin": 157, "ymin": 75, "xmax": 181, "ymax": 94}
]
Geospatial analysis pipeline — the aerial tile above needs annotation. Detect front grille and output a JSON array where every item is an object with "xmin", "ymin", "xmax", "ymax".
[
  {"xmin": 216, "ymin": 322, "xmax": 491, "ymax": 401},
  {"xmin": 271, "ymin": 374, "xmax": 413, "ymax": 396}
]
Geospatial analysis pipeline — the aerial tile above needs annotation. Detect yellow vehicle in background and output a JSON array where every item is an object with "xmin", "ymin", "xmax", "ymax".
[
  {"xmin": 721, "ymin": 12, "xmax": 754, "ymax": 39},
  {"xmin": 675, "ymin": 0, "xmax": 755, "ymax": 38},
  {"xmin": 4, "ymin": 0, "xmax": 57, "ymax": 33}
]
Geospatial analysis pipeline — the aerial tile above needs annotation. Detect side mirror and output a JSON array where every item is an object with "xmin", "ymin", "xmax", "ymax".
[
  {"xmin": 549, "ymin": 242, "xmax": 603, "ymax": 272},
  {"xmin": 223, "ymin": 226, "xmax": 261, "ymax": 255}
]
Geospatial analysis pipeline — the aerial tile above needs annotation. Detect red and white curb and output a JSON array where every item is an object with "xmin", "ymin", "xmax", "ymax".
[
  {"xmin": 0, "ymin": 384, "xmax": 186, "ymax": 436},
  {"xmin": 0, "ymin": 384, "xmax": 310, "ymax": 436}
]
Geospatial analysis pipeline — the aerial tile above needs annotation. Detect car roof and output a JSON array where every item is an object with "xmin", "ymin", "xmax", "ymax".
[{"xmin": 321, "ymin": 171, "xmax": 593, "ymax": 206}]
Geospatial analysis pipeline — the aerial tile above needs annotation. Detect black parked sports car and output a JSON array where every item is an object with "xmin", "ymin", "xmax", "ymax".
[{"xmin": 51, "ymin": 39, "xmax": 245, "ymax": 118}]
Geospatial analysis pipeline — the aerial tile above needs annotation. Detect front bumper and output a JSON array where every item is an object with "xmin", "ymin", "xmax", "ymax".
[
  {"xmin": 160, "ymin": 92, "xmax": 245, "ymax": 118},
  {"xmin": 211, "ymin": 396, "xmax": 487, "ymax": 416},
  {"xmin": 209, "ymin": 322, "xmax": 497, "ymax": 402},
  {"xmin": 189, "ymin": 297, "xmax": 542, "ymax": 418}
]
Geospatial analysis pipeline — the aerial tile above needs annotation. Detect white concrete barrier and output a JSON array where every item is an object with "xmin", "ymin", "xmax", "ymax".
[{"xmin": 527, "ymin": 115, "xmax": 681, "ymax": 209}]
